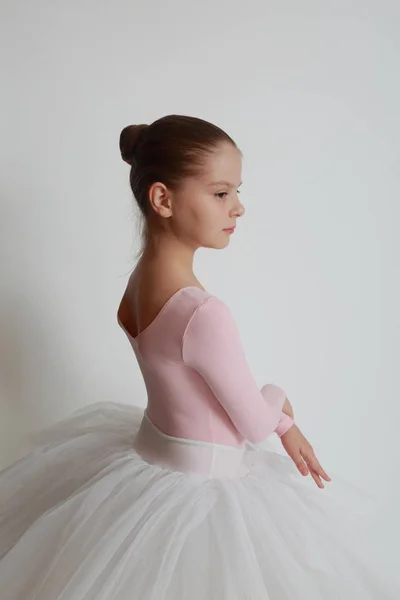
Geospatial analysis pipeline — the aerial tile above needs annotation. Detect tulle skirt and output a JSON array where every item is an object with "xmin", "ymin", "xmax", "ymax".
[{"xmin": 0, "ymin": 401, "xmax": 398, "ymax": 599}]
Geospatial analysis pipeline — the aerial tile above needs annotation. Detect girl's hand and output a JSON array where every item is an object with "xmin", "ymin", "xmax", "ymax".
[{"xmin": 280, "ymin": 424, "xmax": 331, "ymax": 488}]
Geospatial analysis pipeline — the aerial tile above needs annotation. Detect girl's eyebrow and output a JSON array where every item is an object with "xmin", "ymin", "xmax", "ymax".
[{"xmin": 208, "ymin": 181, "xmax": 243, "ymax": 188}]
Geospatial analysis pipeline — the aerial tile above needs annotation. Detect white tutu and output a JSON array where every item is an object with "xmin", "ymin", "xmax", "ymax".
[{"xmin": 0, "ymin": 401, "xmax": 398, "ymax": 599}]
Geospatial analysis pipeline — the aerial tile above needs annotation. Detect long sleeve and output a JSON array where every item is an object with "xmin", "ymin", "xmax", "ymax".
[
  {"xmin": 261, "ymin": 384, "xmax": 295, "ymax": 438},
  {"xmin": 182, "ymin": 296, "xmax": 295, "ymax": 444}
]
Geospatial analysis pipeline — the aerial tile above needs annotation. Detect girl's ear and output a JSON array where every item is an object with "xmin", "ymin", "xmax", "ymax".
[{"xmin": 148, "ymin": 182, "xmax": 173, "ymax": 218}]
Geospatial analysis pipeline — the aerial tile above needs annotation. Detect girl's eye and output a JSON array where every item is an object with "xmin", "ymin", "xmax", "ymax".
[{"xmin": 215, "ymin": 190, "xmax": 241, "ymax": 199}]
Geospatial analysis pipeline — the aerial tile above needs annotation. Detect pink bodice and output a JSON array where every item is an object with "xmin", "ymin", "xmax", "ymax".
[{"xmin": 117, "ymin": 286, "xmax": 294, "ymax": 449}]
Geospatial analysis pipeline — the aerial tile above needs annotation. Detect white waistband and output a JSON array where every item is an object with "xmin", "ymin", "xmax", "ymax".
[
  {"xmin": 134, "ymin": 412, "xmax": 249, "ymax": 479},
  {"xmin": 143, "ymin": 410, "xmax": 245, "ymax": 451}
]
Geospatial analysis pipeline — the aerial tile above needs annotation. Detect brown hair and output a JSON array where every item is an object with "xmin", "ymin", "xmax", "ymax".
[{"xmin": 119, "ymin": 115, "xmax": 238, "ymax": 246}]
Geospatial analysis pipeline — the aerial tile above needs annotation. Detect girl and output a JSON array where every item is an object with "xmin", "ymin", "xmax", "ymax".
[{"xmin": 0, "ymin": 115, "xmax": 398, "ymax": 599}]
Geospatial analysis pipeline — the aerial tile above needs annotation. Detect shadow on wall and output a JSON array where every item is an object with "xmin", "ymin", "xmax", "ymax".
[
  {"xmin": 0, "ymin": 185, "xmax": 142, "ymax": 470},
  {"xmin": 0, "ymin": 283, "xmax": 88, "ymax": 469}
]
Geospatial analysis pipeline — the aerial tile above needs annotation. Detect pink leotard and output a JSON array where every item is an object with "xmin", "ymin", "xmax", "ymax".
[{"xmin": 118, "ymin": 286, "xmax": 294, "ymax": 449}]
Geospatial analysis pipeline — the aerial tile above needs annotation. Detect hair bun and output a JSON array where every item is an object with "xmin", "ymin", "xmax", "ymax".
[{"xmin": 119, "ymin": 124, "xmax": 148, "ymax": 165}]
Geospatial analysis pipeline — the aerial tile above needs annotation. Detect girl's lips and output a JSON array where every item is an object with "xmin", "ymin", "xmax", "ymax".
[{"xmin": 223, "ymin": 227, "xmax": 236, "ymax": 233}]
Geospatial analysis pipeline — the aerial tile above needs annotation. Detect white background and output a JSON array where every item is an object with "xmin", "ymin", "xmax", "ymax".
[{"xmin": 0, "ymin": 1, "xmax": 399, "ymax": 504}]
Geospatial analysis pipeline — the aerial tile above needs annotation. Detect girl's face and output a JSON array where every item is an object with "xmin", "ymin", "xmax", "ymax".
[{"xmin": 170, "ymin": 142, "xmax": 245, "ymax": 249}]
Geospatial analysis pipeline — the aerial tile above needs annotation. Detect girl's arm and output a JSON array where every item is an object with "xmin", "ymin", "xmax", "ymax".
[{"xmin": 182, "ymin": 296, "xmax": 295, "ymax": 443}]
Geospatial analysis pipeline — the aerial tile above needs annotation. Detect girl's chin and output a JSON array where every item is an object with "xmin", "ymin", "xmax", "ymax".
[
  {"xmin": 206, "ymin": 237, "xmax": 230, "ymax": 250},
  {"xmin": 196, "ymin": 231, "xmax": 231, "ymax": 250}
]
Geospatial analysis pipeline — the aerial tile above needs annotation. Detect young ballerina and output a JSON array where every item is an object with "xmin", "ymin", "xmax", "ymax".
[{"xmin": 0, "ymin": 115, "xmax": 398, "ymax": 599}]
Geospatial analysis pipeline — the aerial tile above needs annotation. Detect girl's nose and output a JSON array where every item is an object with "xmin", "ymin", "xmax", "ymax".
[{"xmin": 231, "ymin": 201, "xmax": 245, "ymax": 218}]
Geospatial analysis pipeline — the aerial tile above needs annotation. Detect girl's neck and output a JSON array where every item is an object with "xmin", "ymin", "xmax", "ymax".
[{"xmin": 139, "ymin": 233, "xmax": 197, "ymax": 280}]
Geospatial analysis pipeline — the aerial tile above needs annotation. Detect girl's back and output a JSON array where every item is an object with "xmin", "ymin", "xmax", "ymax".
[{"xmin": 118, "ymin": 264, "xmax": 203, "ymax": 340}]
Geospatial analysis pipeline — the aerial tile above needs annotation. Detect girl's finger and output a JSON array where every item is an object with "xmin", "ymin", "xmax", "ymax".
[
  {"xmin": 307, "ymin": 454, "xmax": 331, "ymax": 482},
  {"xmin": 309, "ymin": 468, "xmax": 324, "ymax": 488},
  {"xmin": 291, "ymin": 452, "xmax": 309, "ymax": 476},
  {"xmin": 302, "ymin": 451, "xmax": 331, "ymax": 488},
  {"xmin": 317, "ymin": 466, "xmax": 331, "ymax": 482},
  {"xmin": 301, "ymin": 453, "xmax": 324, "ymax": 488}
]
